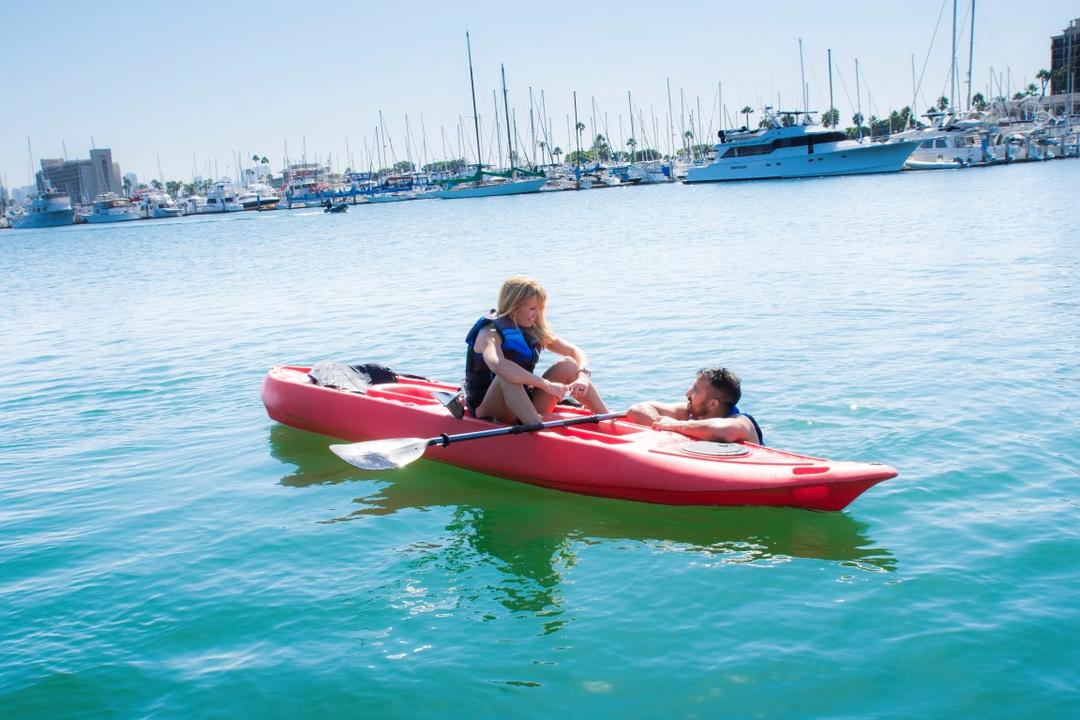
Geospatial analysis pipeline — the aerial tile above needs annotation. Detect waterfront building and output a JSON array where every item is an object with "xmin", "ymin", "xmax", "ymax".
[
  {"xmin": 1051, "ymin": 19, "xmax": 1080, "ymax": 95},
  {"xmin": 37, "ymin": 149, "xmax": 123, "ymax": 205}
]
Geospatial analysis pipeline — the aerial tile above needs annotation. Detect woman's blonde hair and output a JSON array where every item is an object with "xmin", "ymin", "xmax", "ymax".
[{"xmin": 497, "ymin": 275, "xmax": 554, "ymax": 347}]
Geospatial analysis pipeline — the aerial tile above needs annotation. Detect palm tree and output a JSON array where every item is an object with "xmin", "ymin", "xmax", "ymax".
[
  {"xmin": 626, "ymin": 137, "xmax": 637, "ymax": 163},
  {"xmin": 972, "ymin": 93, "xmax": 987, "ymax": 112},
  {"xmin": 740, "ymin": 106, "xmax": 753, "ymax": 128},
  {"xmin": 538, "ymin": 140, "xmax": 548, "ymax": 165},
  {"xmin": 1036, "ymin": 69, "xmax": 1051, "ymax": 97},
  {"xmin": 937, "ymin": 96, "xmax": 949, "ymax": 111},
  {"xmin": 552, "ymin": 146, "xmax": 563, "ymax": 165}
]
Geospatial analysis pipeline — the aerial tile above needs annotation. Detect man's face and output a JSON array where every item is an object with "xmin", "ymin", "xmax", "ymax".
[{"xmin": 685, "ymin": 376, "xmax": 719, "ymax": 419}]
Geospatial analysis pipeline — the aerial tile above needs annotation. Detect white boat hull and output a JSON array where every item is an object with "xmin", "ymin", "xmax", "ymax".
[
  {"xmin": 685, "ymin": 140, "xmax": 919, "ymax": 183},
  {"xmin": 86, "ymin": 210, "xmax": 141, "ymax": 223}
]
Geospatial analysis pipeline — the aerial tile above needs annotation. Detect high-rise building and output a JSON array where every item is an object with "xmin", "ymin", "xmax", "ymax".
[
  {"xmin": 1050, "ymin": 18, "xmax": 1080, "ymax": 95},
  {"xmin": 37, "ymin": 148, "xmax": 123, "ymax": 204}
]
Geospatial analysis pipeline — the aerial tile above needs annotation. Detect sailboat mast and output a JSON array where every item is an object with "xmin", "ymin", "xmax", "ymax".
[
  {"xmin": 466, "ymin": 32, "xmax": 483, "ymax": 169},
  {"xmin": 572, "ymin": 91, "xmax": 581, "ymax": 169},
  {"xmin": 856, "ymin": 59, "xmax": 863, "ymax": 141},
  {"xmin": 951, "ymin": 0, "xmax": 958, "ymax": 111},
  {"xmin": 493, "ymin": 90, "xmax": 502, "ymax": 168},
  {"xmin": 966, "ymin": 0, "xmax": 975, "ymax": 111},
  {"xmin": 529, "ymin": 87, "xmax": 537, "ymax": 168},
  {"xmin": 799, "ymin": 38, "xmax": 808, "ymax": 116},
  {"xmin": 828, "ymin": 49, "xmax": 835, "ymax": 127},
  {"xmin": 501, "ymin": 64, "xmax": 514, "ymax": 169},
  {"xmin": 910, "ymin": 54, "xmax": 918, "ymax": 128},
  {"xmin": 666, "ymin": 78, "xmax": 675, "ymax": 158}
]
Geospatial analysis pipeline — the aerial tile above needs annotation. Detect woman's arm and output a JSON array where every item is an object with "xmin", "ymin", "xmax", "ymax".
[
  {"xmin": 545, "ymin": 336, "xmax": 594, "ymax": 399},
  {"xmin": 476, "ymin": 328, "xmax": 564, "ymax": 396}
]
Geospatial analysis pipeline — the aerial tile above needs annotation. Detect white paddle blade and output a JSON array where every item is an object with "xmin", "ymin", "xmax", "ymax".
[{"xmin": 329, "ymin": 438, "xmax": 428, "ymax": 470}]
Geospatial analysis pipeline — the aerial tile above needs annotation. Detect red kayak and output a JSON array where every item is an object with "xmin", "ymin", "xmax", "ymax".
[{"xmin": 260, "ymin": 365, "xmax": 897, "ymax": 511}]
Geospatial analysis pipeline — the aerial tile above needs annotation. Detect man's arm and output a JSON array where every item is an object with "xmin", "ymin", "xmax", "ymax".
[
  {"xmin": 625, "ymin": 401, "xmax": 688, "ymax": 425},
  {"xmin": 651, "ymin": 415, "xmax": 756, "ymax": 443}
]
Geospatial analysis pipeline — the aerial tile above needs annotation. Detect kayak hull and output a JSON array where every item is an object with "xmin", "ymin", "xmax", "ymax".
[{"xmin": 261, "ymin": 366, "xmax": 897, "ymax": 511}]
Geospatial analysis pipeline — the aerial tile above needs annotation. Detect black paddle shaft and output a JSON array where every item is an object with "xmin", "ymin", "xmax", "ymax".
[{"xmin": 428, "ymin": 412, "xmax": 625, "ymax": 449}]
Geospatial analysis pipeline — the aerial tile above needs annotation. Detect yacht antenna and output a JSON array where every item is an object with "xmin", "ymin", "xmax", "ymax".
[{"xmin": 466, "ymin": 32, "xmax": 483, "ymax": 170}]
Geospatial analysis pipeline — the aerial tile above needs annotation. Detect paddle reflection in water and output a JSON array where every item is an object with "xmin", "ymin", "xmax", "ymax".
[{"xmin": 269, "ymin": 425, "xmax": 895, "ymax": 611}]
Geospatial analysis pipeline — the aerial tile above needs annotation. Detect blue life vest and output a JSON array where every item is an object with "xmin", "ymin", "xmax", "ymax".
[
  {"xmin": 730, "ymin": 405, "xmax": 764, "ymax": 445},
  {"xmin": 463, "ymin": 312, "xmax": 542, "ymax": 410}
]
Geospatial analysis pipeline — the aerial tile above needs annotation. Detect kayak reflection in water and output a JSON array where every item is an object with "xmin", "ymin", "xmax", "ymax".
[
  {"xmin": 464, "ymin": 275, "xmax": 608, "ymax": 425},
  {"xmin": 626, "ymin": 367, "xmax": 765, "ymax": 445}
]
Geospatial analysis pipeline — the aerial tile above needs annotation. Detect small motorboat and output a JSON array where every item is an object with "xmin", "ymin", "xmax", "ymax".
[{"xmin": 323, "ymin": 200, "xmax": 349, "ymax": 213}]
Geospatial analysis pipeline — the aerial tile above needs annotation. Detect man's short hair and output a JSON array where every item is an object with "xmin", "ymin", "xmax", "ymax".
[{"xmin": 697, "ymin": 367, "xmax": 742, "ymax": 410}]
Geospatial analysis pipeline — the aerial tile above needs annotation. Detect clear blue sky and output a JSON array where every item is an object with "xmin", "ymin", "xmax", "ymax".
[{"xmin": 2, "ymin": 0, "xmax": 1074, "ymax": 187}]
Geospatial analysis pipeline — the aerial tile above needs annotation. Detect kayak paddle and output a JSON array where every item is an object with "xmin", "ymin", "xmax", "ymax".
[{"xmin": 329, "ymin": 411, "xmax": 625, "ymax": 471}]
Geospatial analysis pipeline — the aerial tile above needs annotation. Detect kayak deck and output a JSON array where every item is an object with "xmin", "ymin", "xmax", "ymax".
[{"xmin": 261, "ymin": 365, "xmax": 897, "ymax": 510}]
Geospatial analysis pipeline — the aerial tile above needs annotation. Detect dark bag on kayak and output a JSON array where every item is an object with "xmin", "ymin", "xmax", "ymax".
[{"xmin": 308, "ymin": 360, "xmax": 434, "ymax": 393}]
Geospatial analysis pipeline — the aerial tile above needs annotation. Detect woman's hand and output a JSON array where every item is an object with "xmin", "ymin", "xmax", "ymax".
[
  {"xmin": 567, "ymin": 376, "xmax": 591, "ymax": 400},
  {"xmin": 542, "ymin": 380, "xmax": 568, "ymax": 400}
]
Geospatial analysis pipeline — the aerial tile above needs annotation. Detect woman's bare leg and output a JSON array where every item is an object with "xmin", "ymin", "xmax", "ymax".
[
  {"xmin": 475, "ymin": 377, "xmax": 542, "ymax": 425},
  {"xmin": 536, "ymin": 357, "xmax": 608, "ymax": 415}
]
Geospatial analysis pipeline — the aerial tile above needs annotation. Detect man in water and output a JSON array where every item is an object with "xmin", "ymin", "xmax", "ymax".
[{"xmin": 626, "ymin": 367, "xmax": 763, "ymax": 444}]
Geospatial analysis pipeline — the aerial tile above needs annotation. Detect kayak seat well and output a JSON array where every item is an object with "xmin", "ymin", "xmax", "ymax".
[
  {"xmin": 557, "ymin": 424, "xmax": 636, "ymax": 444},
  {"xmin": 366, "ymin": 384, "xmax": 444, "ymax": 405}
]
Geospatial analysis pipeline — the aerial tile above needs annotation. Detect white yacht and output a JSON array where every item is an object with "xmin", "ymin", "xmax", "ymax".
[
  {"xmin": 85, "ymin": 193, "xmax": 141, "ymax": 223},
  {"xmin": 143, "ymin": 192, "xmax": 181, "ymax": 219},
  {"xmin": 10, "ymin": 188, "xmax": 74, "ymax": 229},
  {"xmin": 685, "ymin": 108, "xmax": 919, "ymax": 183},
  {"xmin": 887, "ymin": 111, "xmax": 1002, "ymax": 169},
  {"xmin": 202, "ymin": 181, "xmax": 243, "ymax": 213},
  {"xmin": 236, "ymin": 182, "xmax": 280, "ymax": 211}
]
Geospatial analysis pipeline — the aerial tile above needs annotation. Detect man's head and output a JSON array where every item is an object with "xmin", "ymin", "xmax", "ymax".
[{"xmin": 685, "ymin": 367, "xmax": 742, "ymax": 419}]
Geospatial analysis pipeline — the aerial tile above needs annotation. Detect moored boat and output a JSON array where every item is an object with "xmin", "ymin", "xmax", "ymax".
[
  {"xmin": 10, "ymin": 188, "xmax": 74, "ymax": 229},
  {"xmin": 685, "ymin": 108, "xmax": 919, "ymax": 183},
  {"xmin": 85, "ymin": 192, "xmax": 141, "ymax": 223},
  {"xmin": 236, "ymin": 182, "xmax": 281, "ymax": 211},
  {"xmin": 203, "ymin": 181, "xmax": 243, "ymax": 213},
  {"xmin": 261, "ymin": 365, "xmax": 897, "ymax": 511}
]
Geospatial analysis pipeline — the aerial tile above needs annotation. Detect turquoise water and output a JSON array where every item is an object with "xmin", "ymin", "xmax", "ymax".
[{"xmin": 2, "ymin": 164, "xmax": 1078, "ymax": 718}]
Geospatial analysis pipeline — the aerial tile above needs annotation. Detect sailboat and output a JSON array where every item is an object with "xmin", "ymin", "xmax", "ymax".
[{"xmin": 429, "ymin": 34, "xmax": 546, "ymax": 200}]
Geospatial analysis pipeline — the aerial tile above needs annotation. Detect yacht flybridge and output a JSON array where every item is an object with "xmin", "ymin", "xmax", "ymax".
[{"xmin": 685, "ymin": 108, "xmax": 919, "ymax": 183}]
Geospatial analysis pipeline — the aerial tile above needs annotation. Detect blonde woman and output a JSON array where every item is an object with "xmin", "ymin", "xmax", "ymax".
[{"xmin": 464, "ymin": 276, "xmax": 607, "ymax": 425}]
